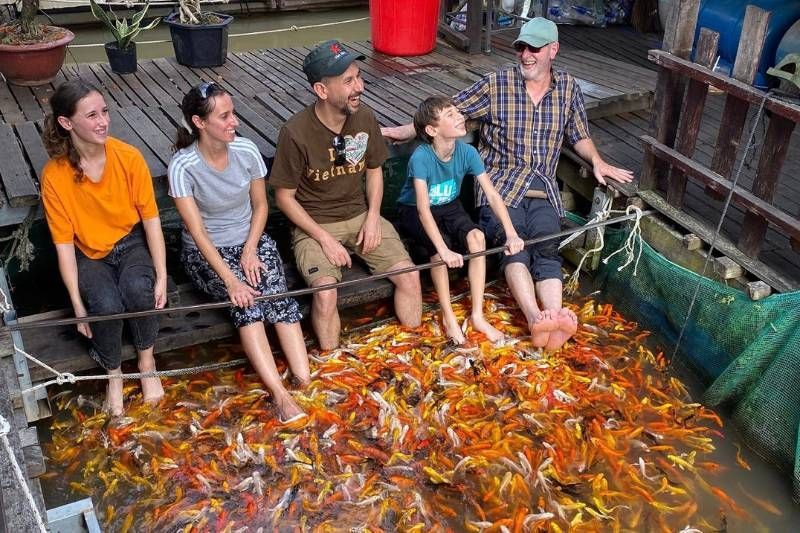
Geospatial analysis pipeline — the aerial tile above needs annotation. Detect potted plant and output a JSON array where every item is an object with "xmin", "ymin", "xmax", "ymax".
[
  {"xmin": 0, "ymin": 0, "xmax": 74, "ymax": 86},
  {"xmin": 89, "ymin": 0, "xmax": 160, "ymax": 75},
  {"xmin": 165, "ymin": 0, "xmax": 233, "ymax": 68}
]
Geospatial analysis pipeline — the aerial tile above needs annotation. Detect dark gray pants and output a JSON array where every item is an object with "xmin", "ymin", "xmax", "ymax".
[{"xmin": 75, "ymin": 225, "xmax": 158, "ymax": 370}]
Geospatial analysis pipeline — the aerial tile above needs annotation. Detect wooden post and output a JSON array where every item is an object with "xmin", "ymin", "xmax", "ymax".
[
  {"xmin": 640, "ymin": 0, "xmax": 701, "ymax": 191},
  {"xmin": 737, "ymin": 114, "xmax": 796, "ymax": 257},
  {"xmin": 665, "ymin": 28, "xmax": 720, "ymax": 207},
  {"xmin": 465, "ymin": 0, "xmax": 483, "ymax": 54},
  {"xmin": 708, "ymin": 6, "xmax": 771, "ymax": 193}
]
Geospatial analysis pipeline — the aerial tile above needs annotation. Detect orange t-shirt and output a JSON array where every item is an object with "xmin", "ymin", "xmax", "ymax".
[{"xmin": 41, "ymin": 137, "xmax": 159, "ymax": 259}]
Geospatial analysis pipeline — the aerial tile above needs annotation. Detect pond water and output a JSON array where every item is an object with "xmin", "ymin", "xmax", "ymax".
[
  {"xmin": 62, "ymin": 6, "xmax": 371, "ymax": 64},
  {"xmin": 37, "ymin": 282, "xmax": 800, "ymax": 531}
]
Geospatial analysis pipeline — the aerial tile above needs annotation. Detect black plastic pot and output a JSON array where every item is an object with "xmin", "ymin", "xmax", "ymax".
[
  {"xmin": 104, "ymin": 41, "xmax": 137, "ymax": 74},
  {"xmin": 165, "ymin": 12, "xmax": 233, "ymax": 68}
]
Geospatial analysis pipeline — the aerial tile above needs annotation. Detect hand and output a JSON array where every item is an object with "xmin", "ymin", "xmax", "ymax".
[
  {"xmin": 356, "ymin": 214, "xmax": 382, "ymax": 254},
  {"xmin": 593, "ymin": 159, "xmax": 635, "ymax": 186},
  {"xmin": 320, "ymin": 234, "xmax": 351, "ymax": 268},
  {"xmin": 73, "ymin": 302, "xmax": 92, "ymax": 339},
  {"xmin": 504, "ymin": 235, "xmax": 524, "ymax": 256},
  {"xmin": 153, "ymin": 275, "xmax": 167, "ymax": 310},
  {"xmin": 439, "ymin": 248, "xmax": 463, "ymax": 269},
  {"xmin": 240, "ymin": 246, "xmax": 265, "ymax": 287},
  {"xmin": 381, "ymin": 124, "xmax": 415, "ymax": 143},
  {"xmin": 225, "ymin": 277, "xmax": 260, "ymax": 308}
]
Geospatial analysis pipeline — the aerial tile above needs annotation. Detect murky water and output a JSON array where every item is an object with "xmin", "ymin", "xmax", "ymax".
[
  {"xmin": 38, "ymin": 283, "xmax": 800, "ymax": 531},
  {"xmin": 62, "ymin": 7, "xmax": 370, "ymax": 64}
]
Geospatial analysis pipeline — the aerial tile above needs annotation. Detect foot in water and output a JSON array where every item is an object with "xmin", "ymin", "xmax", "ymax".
[
  {"xmin": 530, "ymin": 309, "xmax": 558, "ymax": 347},
  {"xmin": 139, "ymin": 364, "xmax": 164, "ymax": 404},
  {"xmin": 471, "ymin": 314, "xmax": 505, "ymax": 342},
  {"xmin": 545, "ymin": 307, "xmax": 578, "ymax": 351},
  {"xmin": 443, "ymin": 314, "xmax": 466, "ymax": 345},
  {"xmin": 276, "ymin": 392, "xmax": 306, "ymax": 424},
  {"xmin": 104, "ymin": 381, "xmax": 124, "ymax": 417}
]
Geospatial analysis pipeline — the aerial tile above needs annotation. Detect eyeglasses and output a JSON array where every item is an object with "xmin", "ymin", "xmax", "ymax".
[
  {"xmin": 514, "ymin": 42, "xmax": 547, "ymax": 54},
  {"xmin": 332, "ymin": 135, "xmax": 347, "ymax": 166},
  {"xmin": 197, "ymin": 82, "xmax": 220, "ymax": 99}
]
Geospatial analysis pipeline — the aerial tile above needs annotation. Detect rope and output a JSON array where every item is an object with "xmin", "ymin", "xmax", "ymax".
[
  {"xmin": 0, "ymin": 415, "xmax": 48, "ymax": 533},
  {"xmin": 3, "ymin": 211, "xmax": 653, "ymax": 333},
  {"xmin": 563, "ymin": 197, "xmax": 646, "ymax": 295},
  {"xmin": 19, "ymin": 284, "xmax": 483, "ymax": 395},
  {"xmin": 67, "ymin": 16, "xmax": 370, "ymax": 48},
  {"xmin": 670, "ymin": 89, "xmax": 772, "ymax": 364}
]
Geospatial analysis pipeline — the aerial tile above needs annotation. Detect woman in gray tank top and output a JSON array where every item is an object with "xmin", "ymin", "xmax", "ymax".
[{"xmin": 168, "ymin": 83, "xmax": 309, "ymax": 424}]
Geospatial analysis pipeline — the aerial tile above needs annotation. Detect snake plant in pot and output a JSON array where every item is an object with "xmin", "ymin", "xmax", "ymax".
[{"xmin": 89, "ymin": 0, "xmax": 160, "ymax": 74}]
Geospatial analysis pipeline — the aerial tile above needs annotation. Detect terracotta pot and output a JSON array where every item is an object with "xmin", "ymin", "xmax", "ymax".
[{"xmin": 0, "ymin": 27, "xmax": 75, "ymax": 86}]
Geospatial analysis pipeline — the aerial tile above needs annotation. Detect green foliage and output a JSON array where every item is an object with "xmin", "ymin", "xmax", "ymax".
[{"xmin": 89, "ymin": 0, "xmax": 160, "ymax": 50}]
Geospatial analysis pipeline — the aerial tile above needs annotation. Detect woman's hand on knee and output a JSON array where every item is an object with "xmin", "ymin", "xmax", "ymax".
[
  {"xmin": 73, "ymin": 302, "xmax": 93, "ymax": 339},
  {"xmin": 225, "ymin": 277, "xmax": 260, "ymax": 308},
  {"xmin": 154, "ymin": 275, "xmax": 168, "ymax": 310},
  {"xmin": 240, "ymin": 247, "xmax": 265, "ymax": 287}
]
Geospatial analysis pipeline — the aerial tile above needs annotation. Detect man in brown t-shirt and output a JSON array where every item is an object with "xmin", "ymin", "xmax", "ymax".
[{"xmin": 271, "ymin": 40, "xmax": 421, "ymax": 350}]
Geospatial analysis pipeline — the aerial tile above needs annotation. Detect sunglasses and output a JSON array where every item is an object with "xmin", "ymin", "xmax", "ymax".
[
  {"xmin": 514, "ymin": 42, "xmax": 547, "ymax": 54},
  {"xmin": 332, "ymin": 135, "xmax": 347, "ymax": 166},
  {"xmin": 197, "ymin": 82, "xmax": 221, "ymax": 99}
]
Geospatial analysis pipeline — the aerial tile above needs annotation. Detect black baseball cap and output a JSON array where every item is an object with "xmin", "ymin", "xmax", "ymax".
[{"xmin": 303, "ymin": 39, "xmax": 365, "ymax": 85}]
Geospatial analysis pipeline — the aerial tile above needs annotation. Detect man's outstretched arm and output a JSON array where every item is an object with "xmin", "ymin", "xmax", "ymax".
[{"xmin": 573, "ymin": 138, "xmax": 635, "ymax": 186}]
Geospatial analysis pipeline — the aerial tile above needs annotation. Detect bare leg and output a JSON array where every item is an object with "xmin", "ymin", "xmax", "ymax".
[
  {"xmin": 465, "ymin": 230, "xmax": 503, "ymax": 342},
  {"xmin": 137, "ymin": 346, "xmax": 164, "ymax": 404},
  {"xmin": 430, "ymin": 255, "xmax": 465, "ymax": 344},
  {"xmin": 504, "ymin": 262, "xmax": 555, "ymax": 347},
  {"xmin": 387, "ymin": 260, "xmax": 421, "ymax": 328},
  {"xmin": 104, "ymin": 367, "xmax": 124, "ymax": 416},
  {"xmin": 274, "ymin": 321, "xmax": 311, "ymax": 386},
  {"xmin": 238, "ymin": 322, "xmax": 303, "ymax": 421},
  {"xmin": 311, "ymin": 276, "xmax": 340, "ymax": 351}
]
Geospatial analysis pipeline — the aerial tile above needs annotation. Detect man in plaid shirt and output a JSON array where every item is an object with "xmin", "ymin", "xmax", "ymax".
[{"xmin": 384, "ymin": 18, "xmax": 633, "ymax": 350}]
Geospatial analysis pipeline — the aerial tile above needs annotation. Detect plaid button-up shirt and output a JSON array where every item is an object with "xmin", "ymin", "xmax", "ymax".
[{"xmin": 453, "ymin": 67, "xmax": 590, "ymax": 217}]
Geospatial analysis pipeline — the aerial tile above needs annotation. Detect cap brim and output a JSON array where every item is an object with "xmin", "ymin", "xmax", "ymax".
[{"xmin": 513, "ymin": 37, "xmax": 553, "ymax": 48}]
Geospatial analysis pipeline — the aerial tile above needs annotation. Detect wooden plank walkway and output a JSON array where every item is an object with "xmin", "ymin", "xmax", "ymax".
[{"xmin": 0, "ymin": 36, "xmax": 656, "ymax": 226}]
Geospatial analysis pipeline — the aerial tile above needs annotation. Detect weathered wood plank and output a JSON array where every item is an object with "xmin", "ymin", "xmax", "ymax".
[
  {"xmin": 643, "ymin": 136, "xmax": 800, "ymax": 243},
  {"xmin": 738, "ymin": 115, "xmax": 796, "ymax": 257},
  {"xmin": 116, "ymin": 106, "xmax": 174, "ymax": 167},
  {"xmin": 14, "ymin": 122, "xmax": 48, "ymax": 182},
  {"xmin": 0, "ymin": 82, "xmax": 25, "ymax": 125},
  {"xmin": 108, "ymin": 109, "xmax": 166, "ymax": 178},
  {"xmin": 665, "ymin": 28, "xmax": 719, "ymax": 207},
  {"xmin": 0, "ymin": 125, "xmax": 38, "ymax": 207}
]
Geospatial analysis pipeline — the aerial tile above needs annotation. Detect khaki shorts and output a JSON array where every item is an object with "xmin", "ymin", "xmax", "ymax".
[{"xmin": 292, "ymin": 212, "xmax": 412, "ymax": 285}]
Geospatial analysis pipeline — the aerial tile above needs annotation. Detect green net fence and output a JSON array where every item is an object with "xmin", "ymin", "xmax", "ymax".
[{"xmin": 594, "ymin": 227, "xmax": 800, "ymax": 501}]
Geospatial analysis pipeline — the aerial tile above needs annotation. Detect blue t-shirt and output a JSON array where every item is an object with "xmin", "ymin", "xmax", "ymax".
[{"xmin": 397, "ymin": 141, "xmax": 485, "ymax": 206}]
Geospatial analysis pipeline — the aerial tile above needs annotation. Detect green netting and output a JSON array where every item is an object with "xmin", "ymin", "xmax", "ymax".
[{"xmin": 593, "ymin": 228, "xmax": 800, "ymax": 501}]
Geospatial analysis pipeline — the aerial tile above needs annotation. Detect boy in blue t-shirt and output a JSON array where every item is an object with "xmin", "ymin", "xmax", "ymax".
[{"xmin": 397, "ymin": 96, "xmax": 523, "ymax": 344}]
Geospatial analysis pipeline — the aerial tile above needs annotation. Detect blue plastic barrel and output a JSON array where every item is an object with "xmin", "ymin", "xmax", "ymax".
[{"xmin": 694, "ymin": 0, "xmax": 800, "ymax": 87}]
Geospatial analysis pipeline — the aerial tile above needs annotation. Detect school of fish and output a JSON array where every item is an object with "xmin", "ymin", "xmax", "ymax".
[{"xmin": 43, "ymin": 284, "xmax": 758, "ymax": 532}]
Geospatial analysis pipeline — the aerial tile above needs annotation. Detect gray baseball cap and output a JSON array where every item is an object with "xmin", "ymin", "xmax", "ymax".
[{"xmin": 303, "ymin": 39, "xmax": 365, "ymax": 84}]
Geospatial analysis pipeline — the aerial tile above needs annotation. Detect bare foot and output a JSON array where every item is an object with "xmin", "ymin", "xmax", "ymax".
[
  {"xmin": 276, "ymin": 392, "xmax": 306, "ymax": 423},
  {"xmin": 139, "ymin": 364, "xmax": 164, "ymax": 404},
  {"xmin": 530, "ymin": 310, "xmax": 558, "ymax": 348},
  {"xmin": 471, "ymin": 314, "xmax": 504, "ymax": 342},
  {"xmin": 103, "ymin": 381, "xmax": 124, "ymax": 417},
  {"xmin": 545, "ymin": 307, "xmax": 578, "ymax": 351},
  {"xmin": 443, "ymin": 314, "xmax": 466, "ymax": 345}
]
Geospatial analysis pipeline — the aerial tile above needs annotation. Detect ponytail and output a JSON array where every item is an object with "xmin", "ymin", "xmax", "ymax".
[{"xmin": 174, "ymin": 82, "xmax": 229, "ymax": 152}]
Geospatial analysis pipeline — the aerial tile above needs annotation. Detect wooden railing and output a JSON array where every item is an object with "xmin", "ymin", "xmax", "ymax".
[{"xmin": 638, "ymin": 0, "xmax": 800, "ymax": 292}]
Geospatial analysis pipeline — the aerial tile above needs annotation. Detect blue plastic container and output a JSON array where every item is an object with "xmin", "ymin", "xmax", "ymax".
[{"xmin": 694, "ymin": 0, "xmax": 800, "ymax": 87}]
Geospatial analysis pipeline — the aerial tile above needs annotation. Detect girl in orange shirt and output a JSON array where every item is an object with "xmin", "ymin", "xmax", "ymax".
[{"xmin": 41, "ymin": 80, "xmax": 167, "ymax": 416}]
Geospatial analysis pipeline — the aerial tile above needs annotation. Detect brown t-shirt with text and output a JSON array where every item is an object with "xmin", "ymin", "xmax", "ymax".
[{"xmin": 270, "ymin": 103, "xmax": 389, "ymax": 224}]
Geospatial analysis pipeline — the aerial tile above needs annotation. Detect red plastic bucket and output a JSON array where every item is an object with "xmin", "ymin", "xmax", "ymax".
[{"xmin": 370, "ymin": 0, "xmax": 440, "ymax": 56}]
